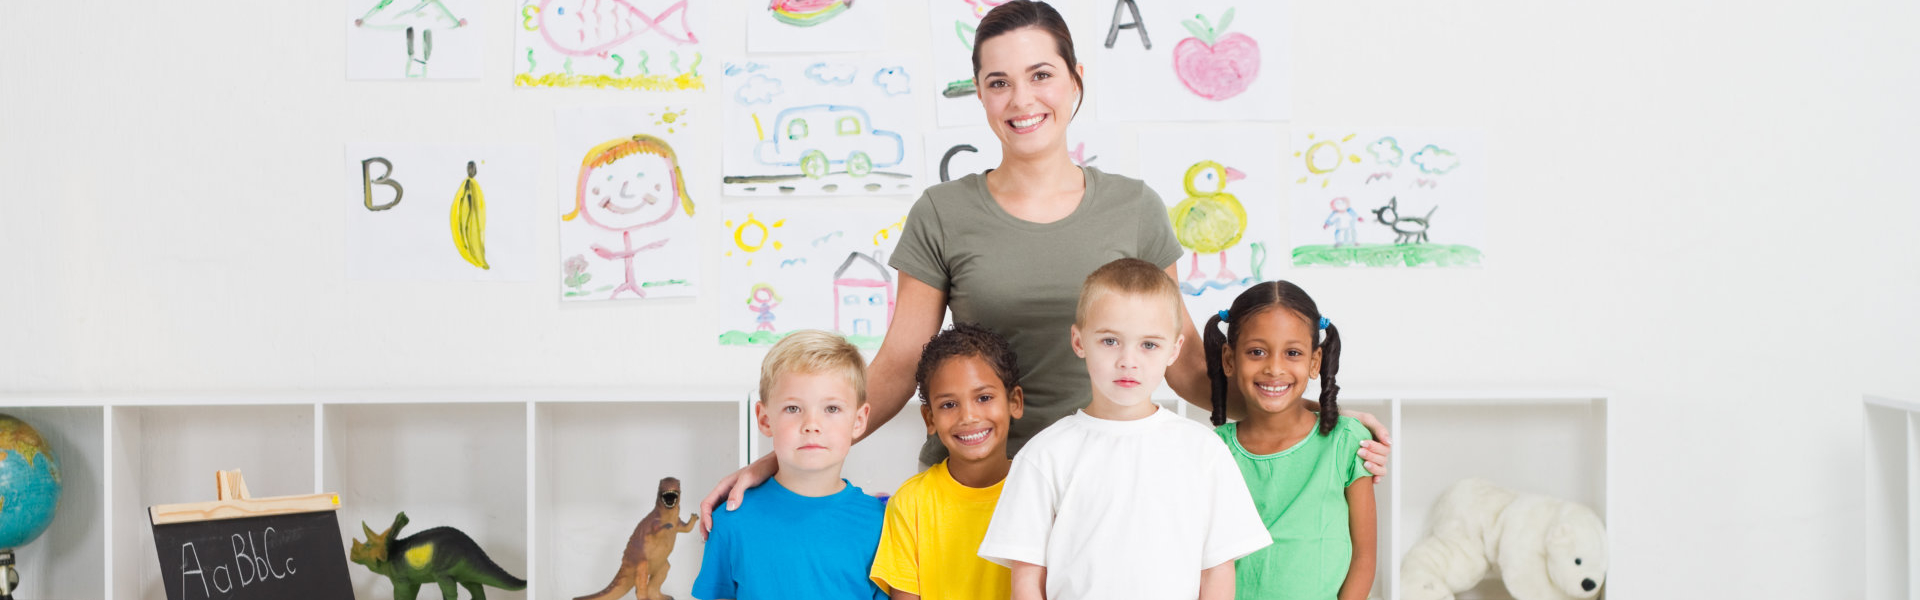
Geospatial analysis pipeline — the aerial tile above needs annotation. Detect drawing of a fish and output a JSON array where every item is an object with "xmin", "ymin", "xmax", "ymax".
[{"xmin": 536, "ymin": 0, "xmax": 696, "ymax": 57}]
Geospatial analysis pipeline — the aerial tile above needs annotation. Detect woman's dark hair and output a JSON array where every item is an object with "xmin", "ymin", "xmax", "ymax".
[
  {"xmin": 971, "ymin": 0, "xmax": 1085, "ymax": 117},
  {"xmin": 1204, "ymin": 281, "xmax": 1343, "ymax": 434},
  {"xmin": 915, "ymin": 322, "xmax": 1022, "ymax": 403}
]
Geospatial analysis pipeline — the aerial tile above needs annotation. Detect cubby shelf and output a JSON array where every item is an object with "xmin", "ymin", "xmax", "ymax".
[
  {"xmin": 0, "ymin": 387, "xmax": 1607, "ymax": 600},
  {"xmin": 1865, "ymin": 394, "xmax": 1919, "ymax": 600}
]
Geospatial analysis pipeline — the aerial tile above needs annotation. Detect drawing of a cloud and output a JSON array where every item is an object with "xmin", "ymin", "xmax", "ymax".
[
  {"xmin": 805, "ymin": 63, "xmax": 858, "ymax": 86},
  {"xmin": 735, "ymin": 74, "xmax": 783, "ymax": 105},
  {"xmin": 874, "ymin": 66, "xmax": 911, "ymax": 96},
  {"xmin": 1367, "ymin": 137, "xmax": 1404, "ymax": 167},
  {"xmin": 1411, "ymin": 145, "xmax": 1460, "ymax": 175}
]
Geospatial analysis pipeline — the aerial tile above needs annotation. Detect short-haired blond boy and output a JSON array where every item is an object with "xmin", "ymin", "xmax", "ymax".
[
  {"xmin": 693, "ymin": 330, "xmax": 889, "ymax": 600},
  {"xmin": 978, "ymin": 259, "xmax": 1271, "ymax": 600}
]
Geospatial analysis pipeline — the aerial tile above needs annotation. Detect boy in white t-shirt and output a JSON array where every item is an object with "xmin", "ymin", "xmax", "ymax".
[{"xmin": 977, "ymin": 258, "xmax": 1270, "ymax": 600}]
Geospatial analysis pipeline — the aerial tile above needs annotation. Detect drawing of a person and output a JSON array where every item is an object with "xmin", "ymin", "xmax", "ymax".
[
  {"xmin": 1323, "ymin": 197, "xmax": 1365, "ymax": 247},
  {"xmin": 354, "ymin": 0, "xmax": 468, "ymax": 78},
  {"xmin": 563, "ymin": 135, "xmax": 693, "ymax": 299},
  {"xmin": 746, "ymin": 284, "xmax": 782, "ymax": 332}
]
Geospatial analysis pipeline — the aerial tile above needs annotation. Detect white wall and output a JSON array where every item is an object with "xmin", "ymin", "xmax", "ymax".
[{"xmin": 4, "ymin": 0, "xmax": 1918, "ymax": 596}]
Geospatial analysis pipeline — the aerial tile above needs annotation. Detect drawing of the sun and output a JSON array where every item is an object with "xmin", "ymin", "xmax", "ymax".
[
  {"xmin": 724, "ymin": 213, "xmax": 786, "ymax": 266},
  {"xmin": 1294, "ymin": 132, "xmax": 1362, "ymax": 188},
  {"xmin": 651, "ymin": 107, "xmax": 690, "ymax": 134}
]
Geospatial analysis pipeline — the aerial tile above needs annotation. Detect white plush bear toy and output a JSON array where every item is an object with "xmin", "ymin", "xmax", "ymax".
[{"xmin": 1401, "ymin": 478, "xmax": 1608, "ymax": 600}]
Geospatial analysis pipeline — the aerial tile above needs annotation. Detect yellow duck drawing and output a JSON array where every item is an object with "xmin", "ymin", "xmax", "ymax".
[{"xmin": 1169, "ymin": 160, "xmax": 1248, "ymax": 285}]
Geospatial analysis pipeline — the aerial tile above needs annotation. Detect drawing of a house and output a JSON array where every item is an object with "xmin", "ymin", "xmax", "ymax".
[{"xmin": 832, "ymin": 252, "xmax": 895, "ymax": 337}]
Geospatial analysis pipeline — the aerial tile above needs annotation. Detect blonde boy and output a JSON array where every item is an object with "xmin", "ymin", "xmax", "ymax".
[
  {"xmin": 977, "ymin": 258, "xmax": 1270, "ymax": 600},
  {"xmin": 693, "ymin": 330, "xmax": 888, "ymax": 600}
]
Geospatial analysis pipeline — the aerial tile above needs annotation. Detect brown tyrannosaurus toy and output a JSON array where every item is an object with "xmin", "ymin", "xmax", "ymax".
[{"xmin": 575, "ymin": 477, "xmax": 700, "ymax": 600}]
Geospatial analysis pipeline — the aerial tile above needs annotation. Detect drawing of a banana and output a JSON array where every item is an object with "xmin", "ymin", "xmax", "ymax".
[{"xmin": 451, "ymin": 161, "xmax": 490, "ymax": 270}]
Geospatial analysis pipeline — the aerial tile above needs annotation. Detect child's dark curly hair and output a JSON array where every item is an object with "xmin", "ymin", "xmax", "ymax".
[{"xmin": 915, "ymin": 322, "xmax": 1021, "ymax": 403}]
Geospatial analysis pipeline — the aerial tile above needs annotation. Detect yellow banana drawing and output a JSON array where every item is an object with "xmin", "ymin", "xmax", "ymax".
[{"xmin": 451, "ymin": 161, "xmax": 490, "ymax": 270}]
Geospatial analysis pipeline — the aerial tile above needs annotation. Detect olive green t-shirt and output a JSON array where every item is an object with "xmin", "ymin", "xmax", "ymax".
[
  {"xmin": 1216, "ymin": 417, "xmax": 1374, "ymax": 600},
  {"xmin": 890, "ymin": 167, "xmax": 1184, "ymax": 465}
]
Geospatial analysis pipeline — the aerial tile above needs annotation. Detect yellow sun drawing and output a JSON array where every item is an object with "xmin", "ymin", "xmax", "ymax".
[
  {"xmin": 651, "ymin": 107, "xmax": 690, "ymax": 134},
  {"xmin": 1294, "ymin": 132, "xmax": 1362, "ymax": 188},
  {"xmin": 723, "ymin": 213, "xmax": 785, "ymax": 266}
]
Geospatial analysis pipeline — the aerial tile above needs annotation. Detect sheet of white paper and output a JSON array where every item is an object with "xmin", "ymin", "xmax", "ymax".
[
  {"xmin": 718, "ymin": 201, "xmax": 911, "ymax": 348},
  {"xmin": 722, "ymin": 56, "xmax": 922, "ymax": 197},
  {"xmin": 343, "ymin": 144, "xmax": 537, "ymax": 281},
  {"xmin": 746, "ymin": 0, "xmax": 887, "ymax": 53},
  {"xmin": 926, "ymin": 0, "xmax": 995, "ymax": 127},
  {"xmin": 1138, "ymin": 126, "xmax": 1285, "ymax": 321},
  {"xmin": 345, "ymin": 0, "xmax": 482, "ymax": 80},
  {"xmin": 1289, "ymin": 128, "xmax": 1486, "ymax": 268},
  {"xmin": 513, "ymin": 0, "xmax": 709, "ymax": 91},
  {"xmin": 921, "ymin": 126, "xmax": 1130, "ymax": 184},
  {"xmin": 556, "ymin": 106, "xmax": 703, "ymax": 301},
  {"xmin": 1085, "ymin": 0, "xmax": 1289, "ymax": 121}
]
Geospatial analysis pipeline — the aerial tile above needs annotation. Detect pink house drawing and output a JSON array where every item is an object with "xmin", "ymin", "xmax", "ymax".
[{"xmin": 833, "ymin": 252, "xmax": 895, "ymax": 337}]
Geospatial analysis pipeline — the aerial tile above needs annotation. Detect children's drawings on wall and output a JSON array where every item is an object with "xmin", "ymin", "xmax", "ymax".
[
  {"xmin": 346, "ymin": 0, "xmax": 480, "ymax": 79},
  {"xmin": 923, "ymin": 126, "xmax": 1128, "ymax": 184},
  {"xmin": 720, "ymin": 202, "xmax": 909, "ymax": 348},
  {"xmin": 344, "ymin": 144, "xmax": 536, "ymax": 280},
  {"xmin": 748, "ymin": 0, "xmax": 886, "ymax": 53},
  {"xmin": 557, "ymin": 106, "xmax": 700, "ymax": 301},
  {"xmin": 1088, "ymin": 0, "xmax": 1289, "ymax": 121},
  {"xmin": 514, "ymin": 0, "xmax": 706, "ymax": 90},
  {"xmin": 723, "ymin": 57, "xmax": 921, "ymax": 197},
  {"xmin": 1139, "ymin": 127, "xmax": 1282, "ymax": 322},
  {"xmin": 1289, "ymin": 128, "xmax": 1485, "ymax": 268},
  {"xmin": 925, "ymin": 0, "xmax": 1004, "ymax": 127}
]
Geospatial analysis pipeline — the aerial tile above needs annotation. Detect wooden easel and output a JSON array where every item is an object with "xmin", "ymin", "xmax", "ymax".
[{"xmin": 149, "ymin": 470, "xmax": 339, "ymax": 525}]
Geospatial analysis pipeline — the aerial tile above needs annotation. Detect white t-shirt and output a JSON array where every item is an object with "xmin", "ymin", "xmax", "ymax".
[{"xmin": 977, "ymin": 407, "xmax": 1270, "ymax": 600}]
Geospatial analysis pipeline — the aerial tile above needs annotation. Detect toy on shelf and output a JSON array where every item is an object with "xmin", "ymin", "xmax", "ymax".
[
  {"xmin": 1402, "ymin": 478, "xmax": 1608, "ymax": 600},
  {"xmin": 576, "ymin": 477, "xmax": 700, "ymax": 600},
  {"xmin": 0, "ymin": 415, "xmax": 61, "ymax": 600},
  {"xmin": 350, "ymin": 512, "xmax": 527, "ymax": 600}
]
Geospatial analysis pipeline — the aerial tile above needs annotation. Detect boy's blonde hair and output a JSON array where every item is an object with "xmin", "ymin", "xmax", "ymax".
[
  {"xmin": 1075, "ymin": 258, "xmax": 1184, "ymax": 330},
  {"xmin": 758, "ymin": 330, "xmax": 868, "ymax": 405}
]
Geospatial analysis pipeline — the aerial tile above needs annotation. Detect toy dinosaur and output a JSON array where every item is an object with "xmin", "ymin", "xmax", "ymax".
[
  {"xmin": 576, "ymin": 477, "xmax": 700, "ymax": 600},
  {"xmin": 350, "ymin": 512, "xmax": 527, "ymax": 600}
]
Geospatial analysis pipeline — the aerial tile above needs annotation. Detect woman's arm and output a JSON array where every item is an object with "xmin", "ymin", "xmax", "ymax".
[
  {"xmin": 857, "ymin": 273, "xmax": 947, "ymax": 443},
  {"xmin": 1010, "ymin": 561, "xmax": 1047, "ymax": 600},
  {"xmin": 1165, "ymin": 265, "xmax": 1242, "ymax": 420},
  {"xmin": 1339, "ymin": 478, "xmax": 1378, "ymax": 600},
  {"xmin": 1199, "ymin": 560, "xmax": 1235, "ymax": 600},
  {"xmin": 698, "ymin": 273, "xmax": 947, "ymax": 533}
]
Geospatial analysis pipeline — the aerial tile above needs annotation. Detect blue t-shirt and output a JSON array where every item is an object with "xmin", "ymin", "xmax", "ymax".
[{"xmin": 693, "ymin": 478, "xmax": 888, "ymax": 600}]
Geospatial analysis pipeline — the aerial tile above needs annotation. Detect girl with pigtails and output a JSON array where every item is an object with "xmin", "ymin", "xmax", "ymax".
[{"xmin": 1206, "ymin": 281, "xmax": 1377, "ymax": 600}]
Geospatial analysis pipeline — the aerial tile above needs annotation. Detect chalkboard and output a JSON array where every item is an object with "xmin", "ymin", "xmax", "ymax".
[{"xmin": 150, "ymin": 509, "xmax": 354, "ymax": 600}]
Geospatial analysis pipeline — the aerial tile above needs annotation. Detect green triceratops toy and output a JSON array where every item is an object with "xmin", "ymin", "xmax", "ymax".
[{"xmin": 350, "ymin": 512, "xmax": 527, "ymax": 600}]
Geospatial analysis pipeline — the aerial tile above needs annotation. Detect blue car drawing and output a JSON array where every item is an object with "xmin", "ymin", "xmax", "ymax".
[{"xmin": 754, "ymin": 104, "xmax": 905, "ymax": 179}]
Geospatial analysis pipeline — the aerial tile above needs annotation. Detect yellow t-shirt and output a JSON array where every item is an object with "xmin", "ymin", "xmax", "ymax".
[{"xmin": 869, "ymin": 460, "xmax": 1010, "ymax": 600}]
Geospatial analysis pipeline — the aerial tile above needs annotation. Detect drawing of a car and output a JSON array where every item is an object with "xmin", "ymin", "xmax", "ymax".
[{"xmin": 754, "ymin": 104, "xmax": 905, "ymax": 179}]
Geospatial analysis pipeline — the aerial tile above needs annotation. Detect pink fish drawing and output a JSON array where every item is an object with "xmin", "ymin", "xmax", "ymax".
[{"xmin": 537, "ymin": 0, "xmax": 696, "ymax": 57}]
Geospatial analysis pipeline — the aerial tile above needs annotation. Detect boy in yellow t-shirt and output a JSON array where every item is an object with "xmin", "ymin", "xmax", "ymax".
[{"xmin": 869, "ymin": 323, "xmax": 1026, "ymax": 600}]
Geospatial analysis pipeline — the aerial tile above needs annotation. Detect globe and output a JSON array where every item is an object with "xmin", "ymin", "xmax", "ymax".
[{"xmin": 0, "ymin": 416, "xmax": 60, "ymax": 550}]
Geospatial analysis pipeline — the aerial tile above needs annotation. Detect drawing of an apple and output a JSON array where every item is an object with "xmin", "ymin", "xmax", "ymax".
[{"xmin": 1173, "ymin": 9, "xmax": 1259, "ymax": 101}]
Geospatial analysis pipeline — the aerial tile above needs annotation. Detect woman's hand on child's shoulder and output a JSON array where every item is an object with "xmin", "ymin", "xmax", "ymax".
[
  {"xmin": 698, "ymin": 452, "xmax": 779, "ymax": 537},
  {"xmin": 1349, "ymin": 410, "xmax": 1393, "ymax": 483}
]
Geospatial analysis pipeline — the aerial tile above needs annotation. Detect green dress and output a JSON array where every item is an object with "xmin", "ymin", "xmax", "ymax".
[{"xmin": 1216, "ymin": 416, "xmax": 1373, "ymax": 600}]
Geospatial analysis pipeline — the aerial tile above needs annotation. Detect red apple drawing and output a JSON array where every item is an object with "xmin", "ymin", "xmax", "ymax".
[{"xmin": 1173, "ymin": 9, "xmax": 1260, "ymax": 101}]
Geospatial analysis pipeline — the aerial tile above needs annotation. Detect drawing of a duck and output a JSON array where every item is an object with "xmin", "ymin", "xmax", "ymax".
[{"xmin": 1170, "ymin": 160, "xmax": 1248, "ymax": 286}]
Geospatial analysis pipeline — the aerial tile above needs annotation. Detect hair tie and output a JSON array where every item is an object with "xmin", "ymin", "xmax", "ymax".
[
  {"xmin": 1217, "ymin": 309, "xmax": 1230, "ymax": 323},
  {"xmin": 1319, "ymin": 317, "xmax": 1331, "ymax": 330}
]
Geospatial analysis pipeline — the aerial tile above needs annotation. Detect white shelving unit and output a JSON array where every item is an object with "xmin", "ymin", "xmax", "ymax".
[
  {"xmin": 1, "ymin": 387, "xmax": 1606, "ymax": 600},
  {"xmin": 1865, "ymin": 394, "xmax": 1919, "ymax": 600}
]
